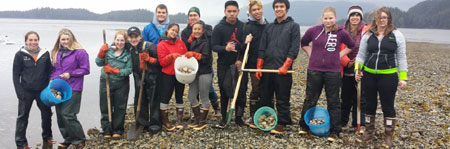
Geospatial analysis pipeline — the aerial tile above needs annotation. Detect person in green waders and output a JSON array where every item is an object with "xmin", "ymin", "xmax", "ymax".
[{"xmin": 95, "ymin": 30, "xmax": 132, "ymax": 139}]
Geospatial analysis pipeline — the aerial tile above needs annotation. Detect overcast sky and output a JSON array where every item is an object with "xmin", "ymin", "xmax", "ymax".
[{"xmin": 2, "ymin": 0, "xmax": 426, "ymax": 16}]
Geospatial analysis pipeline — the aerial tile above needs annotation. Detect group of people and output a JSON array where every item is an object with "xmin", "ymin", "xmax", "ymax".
[{"xmin": 13, "ymin": 0, "xmax": 408, "ymax": 148}]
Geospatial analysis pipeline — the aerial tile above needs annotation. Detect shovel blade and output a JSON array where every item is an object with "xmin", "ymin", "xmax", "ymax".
[
  {"xmin": 127, "ymin": 124, "xmax": 144, "ymax": 140},
  {"xmin": 226, "ymin": 108, "xmax": 234, "ymax": 124}
]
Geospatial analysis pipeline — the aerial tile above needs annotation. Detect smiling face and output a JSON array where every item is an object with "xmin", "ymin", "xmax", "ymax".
[
  {"xmin": 114, "ymin": 34, "xmax": 126, "ymax": 49},
  {"xmin": 167, "ymin": 25, "xmax": 179, "ymax": 39},
  {"xmin": 128, "ymin": 34, "xmax": 141, "ymax": 47},
  {"xmin": 225, "ymin": 5, "xmax": 239, "ymax": 23},
  {"xmin": 156, "ymin": 8, "xmax": 167, "ymax": 23},
  {"xmin": 188, "ymin": 12, "xmax": 200, "ymax": 25},
  {"xmin": 349, "ymin": 13, "xmax": 361, "ymax": 25},
  {"xmin": 322, "ymin": 11, "xmax": 336, "ymax": 28},
  {"xmin": 59, "ymin": 34, "xmax": 70, "ymax": 48},
  {"xmin": 25, "ymin": 33, "xmax": 39, "ymax": 51},
  {"xmin": 192, "ymin": 24, "xmax": 204, "ymax": 39},
  {"xmin": 250, "ymin": 4, "xmax": 263, "ymax": 21},
  {"xmin": 274, "ymin": 2, "xmax": 287, "ymax": 18}
]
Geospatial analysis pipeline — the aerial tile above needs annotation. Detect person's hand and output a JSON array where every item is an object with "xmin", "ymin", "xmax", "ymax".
[
  {"xmin": 104, "ymin": 64, "xmax": 120, "ymax": 75},
  {"xmin": 139, "ymin": 53, "xmax": 157, "ymax": 64},
  {"xmin": 188, "ymin": 33, "xmax": 195, "ymax": 44},
  {"xmin": 255, "ymin": 58, "xmax": 264, "ymax": 80},
  {"xmin": 225, "ymin": 42, "xmax": 237, "ymax": 52},
  {"xmin": 355, "ymin": 72, "xmax": 363, "ymax": 82},
  {"xmin": 245, "ymin": 34, "xmax": 253, "ymax": 44},
  {"xmin": 60, "ymin": 72, "xmax": 70, "ymax": 80},
  {"xmin": 185, "ymin": 51, "xmax": 202, "ymax": 60},
  {"xmin": 278, "ymin": 58, "xmax": 293, "ymax": 75},
  {"xmin": 235, "ymin": 60, "xmax": 242, "ymax": 72},
  {"xmin": 166, "ymin": 53, "xmax": 181, "ymax": 61},
  {"xmin": 97, "ymin": 44, "xmax": 109, "ymax": 58},
  {"xmin": 399, "ymin": 80, "xmax": 407, "ymax": 89},
  {"xmin": 347, "ymin": 59, "xmax": 355, "ymax": 68}
]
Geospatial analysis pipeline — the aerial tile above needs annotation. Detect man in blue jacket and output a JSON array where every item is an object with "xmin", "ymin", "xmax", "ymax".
[{"xmin": 142, "ymin": 4, "xmax": 170, "ymax": 45}]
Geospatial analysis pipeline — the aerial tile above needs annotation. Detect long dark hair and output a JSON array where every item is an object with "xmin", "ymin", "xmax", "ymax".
[
  {"xmin": 164, "ymin": 23, "xmax": 180, "ymax": 36},
  {"xmin": 345, "ymin": 12, "xmax": 362, "ymax": 38}
]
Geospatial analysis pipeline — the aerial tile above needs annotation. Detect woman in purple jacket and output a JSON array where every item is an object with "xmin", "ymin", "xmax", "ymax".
[
  {"xmin": 298, "ymin": 7, "xmax": 355, "ymax": 142},
  {"xmin": 50, "ymin": 29, "xmax": 90, "ymax": 149}
]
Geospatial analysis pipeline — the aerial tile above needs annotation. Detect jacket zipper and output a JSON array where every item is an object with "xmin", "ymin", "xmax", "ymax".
[{"xmin": 374, "ymin": 38, "xmax": 382, "ymax": 74}]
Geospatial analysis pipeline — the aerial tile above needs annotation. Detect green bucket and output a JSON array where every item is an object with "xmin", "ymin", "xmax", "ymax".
[{"xmin": 253, "ymin": 106, "xmax": 278, "ymax": 131}]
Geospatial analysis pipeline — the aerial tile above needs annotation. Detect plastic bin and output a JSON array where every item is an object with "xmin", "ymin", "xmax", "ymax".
[
  {"xmin": 174, "ymin": 55, "xmax": 199, "ymax": 84},
  {"xmin": 253, "ymin": 106, "xmax": 278, "ymax": 131},
  {"xmin": 304, "ymin": 106, "xmax": 330, "ymax": 137},
  {"xmin": 40, "ymin": 79, "xmax": 72, "ymax": 106}
]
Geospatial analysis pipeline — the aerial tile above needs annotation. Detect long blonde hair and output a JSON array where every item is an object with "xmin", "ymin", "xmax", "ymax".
[
  {"xmin": 51, "ymin": 29, "xmax": 83, "ymax": 65},
  {"xmin": 322, "ymin": 6, "xmax": 338, "ymax": 31},
  {"xmin": 370, "ymin": 7, "xmax": 395, "ymax": 36}
]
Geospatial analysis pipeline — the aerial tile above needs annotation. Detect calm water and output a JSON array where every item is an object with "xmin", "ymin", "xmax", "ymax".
[{"xmin": 0, "ymin": 18, "xmax": 449, "ymax": 148}]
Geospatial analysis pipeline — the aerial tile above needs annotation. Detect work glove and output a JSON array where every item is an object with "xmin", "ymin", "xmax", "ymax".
[
  {"xmin": 188, "ymin": 33, "xmax": 195, "ymax": 44},
  {"xmin": 139, "ymin": 52, "xmax": 157, "ymax": 64},
  {"xmin": 255, "ymin": 58, "xmax": 264, "ymax": 80},
  {"xmin": 103, "ymin": 64, "xmax": 120, "ymax": 75},
  {"xmin": 185, "ymin": 51, "xmax": 202, "ymax": 60},
  {"xmin": 278, "ymin": 57, "xmax": 293, "ymax": 75},
  {"xmin": 165, "ymin": 53, "xmax": 181, "ymax": 62},
  {"xmin": 97, "ymin": 44, "xmax": 109, "ymax": 58}
]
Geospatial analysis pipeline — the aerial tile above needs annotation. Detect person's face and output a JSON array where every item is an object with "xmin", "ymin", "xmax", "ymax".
[
  {"xmin": 128, "ymin": 34, "xmax": 141, "ymax": 47},
  {"xmin": 167, "ymin": 26, "xmax": 179, "ymax": 39},
  {"xmin": 225, "ymin": 5, "xmax": 239, "ymax": 23},
  {"xmin": 349, "ymin": 13, "xmax": 361, "ymax": 25},
  {"xmin": 274, "ymin": 3, "xmax": 287, "ymax": 18},
  {"xmin": 188, "ymin": 12, "xmax": 200, "ymax": 25},
  {"xmin": 322, "ymin": 11, "xmax": 336, "ymax": 28},
  {"xmin": 156, "ymin": 8, "xmax": 167, "ymax": 22},
  {"xmin": 192, "ymin": 24, "xmax": 204, "ymax": 39},
  {"xmin": 250, "ymin": 5, "xmax": 263, "ymax": 21},
  {"xmin": 59, "ymin": 34, "xmax": 70, "ymax": 48},
  {"xmin": 25, "ymin": 34, "xmax": 39, "ymax": 51},
  {"xmin": 377, "ymin": 12, "xmax": 389, "ymax": 28},
  {"xmin": 114, "ymin": 34, "xmax": 126, "ymax": 49}
]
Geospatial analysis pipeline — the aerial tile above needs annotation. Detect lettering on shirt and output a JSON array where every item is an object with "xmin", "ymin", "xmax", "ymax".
[{"xmin": 325, "ymin": 33, "xmax": 337, "ymax": 52}]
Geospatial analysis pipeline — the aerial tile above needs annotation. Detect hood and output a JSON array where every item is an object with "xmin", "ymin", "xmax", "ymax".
[
  {"xmin": 219, "ymin": 16, "xmax": 241, "ymax": 26},
  {"xmin": 273, "ymin": 16, "xmax": 294, "ymax": 24},
  {"xmin": 248, "ymin": 13, "xmax": 268, "ymax": 25},
  {"xmin": 20, "ymin": 46, "xmax": 47, "ymax": 60}
]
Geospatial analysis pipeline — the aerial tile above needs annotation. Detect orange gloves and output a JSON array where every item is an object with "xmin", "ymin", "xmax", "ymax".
[
  {"xmin": 185, "ymin": 51, "xmax": 202, "ymax": 60},
  {"xmin": 188, "ymin": 33, "xmax": 195, "ymax": 44},
  {"xmin": 255, "ymin": 58, "xmax": 264, "ymax": 80},
  {"xmin": 165, "ymin": 53, "xmax": 181, "ymax": 61},
  {"xmin": 103, "ymin": 64, "xmax": 120, "ymax": 75},
  {"xmin": 138, "ymin": 52, "xmax": 157, "ymax": 71},
  {"xmin": 278, "ymin": 57, "xmax": 293, "ymax": 75},
  {"xmin": 97, "ymin": 44, "xmax": 109, "ymax": 58}
]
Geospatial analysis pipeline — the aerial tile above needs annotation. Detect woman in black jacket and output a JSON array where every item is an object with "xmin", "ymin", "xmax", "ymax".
[{"xmin": 13, "ymin": 31, "xmax": 54, "ymax": 149}]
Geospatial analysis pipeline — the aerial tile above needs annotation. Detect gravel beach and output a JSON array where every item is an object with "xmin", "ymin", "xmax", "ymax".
[{"xmin": 81, "ymin": 42, "xmax": 449, "ymax": 148}]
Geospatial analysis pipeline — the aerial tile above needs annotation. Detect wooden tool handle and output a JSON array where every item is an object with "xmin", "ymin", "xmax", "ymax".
[{"xmin": 242, "ymin": 69, "xmax": 295, "ymax": 73}]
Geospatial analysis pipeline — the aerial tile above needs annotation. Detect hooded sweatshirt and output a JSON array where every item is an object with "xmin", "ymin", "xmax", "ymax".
[
  {"xmin": 50, "ymin": 48, "xmax": 90, "ymax": 91},
  {"xmin": 239, "ymin": 17, "xmax": 268, "ymax": 68},
  {"xmin": 181, "ymin": 20, "xmax": 213, "ymax": 51},
  {"xmin": 157, "ymin": 35, "xmax": 188, "ymax": 75},
  {"xmin": 142, "ymin": 15, "xmax": 170, "ymax": 45},
  {"xmin": 211, "ymin": 16, "xmax": 244, "ymax": 66},
  {"xmin": 301, "ymin": 24, "xmax": 355, "ymax": 72}
]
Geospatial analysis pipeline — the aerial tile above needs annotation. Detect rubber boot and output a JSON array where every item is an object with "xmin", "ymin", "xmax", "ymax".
[
  {"xmin": 187, "ymin": 105, "xmax": 201, "ymax": 129},
  {"xmin": 194, "ymin": 108, "xmax": 209, "ymax": 130},
  {"xmin": 383, "ymin": 117, "xmax": 396, "ymax": 148},
  {"xmin": 247, "ymin": 100, "xmax": 258, "ymax": 129},
  {"xmin": 211, "ymin": 101, "xmax": 221, "ymax": 118},
  {"xmin": 358, "ymin": 114, "xmax": 375, "ymax": 143},
  {"xmin": 175, "ymin": 107, "xmax": 184, "ymax": 129},
  {"xmin": 160, "ymin": 109, "xmax": 175, "ymax": 131}
]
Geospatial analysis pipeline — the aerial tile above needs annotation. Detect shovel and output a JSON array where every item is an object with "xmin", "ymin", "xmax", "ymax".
[
  {"xmin": 102, "ymin": 29, "xmax": 113, "ymax": 135},
  {"xmin": 355, "ymin": 63, "xmax": 362, "ymax": 134},
  {"xmin": 128, "ymin": 57, "xmax": 146, "ymax": 140},
  {"xmin": 226, "ymin": 42, "xmax": 251, "ymax": 124}
]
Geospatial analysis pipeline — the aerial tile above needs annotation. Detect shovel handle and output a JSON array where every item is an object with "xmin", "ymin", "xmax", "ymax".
[
  {"xmin": 242, "ymin": 69, "xmax": 295, "ymax": 73},
  {"xmin": 103, "ymin": 29, "xmax": 112, "ymax": 123}
]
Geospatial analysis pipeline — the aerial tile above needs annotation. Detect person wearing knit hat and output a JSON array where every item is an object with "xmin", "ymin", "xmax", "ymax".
[
  {"xmin": 340, "ymin": 5, "xmax": 369, "ymax": 134},
  {"xmin": 188, "ymin": 7, "xmax": 200, "ymax": 17}
]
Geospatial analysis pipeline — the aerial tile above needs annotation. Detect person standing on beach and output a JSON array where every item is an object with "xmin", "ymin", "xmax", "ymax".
[
  {"xmin": 340, "ymin": 5, "xmax": 369, "ymax": 131},
  {"xmin": 50, "ymin": 29, "xmax": 90, "ymax": 149},
  {"xmin": 211, "ymin": 0, "xmax": 247, "ymax": 128},
  {"xmin": 355, "ymin": 7, "xmax": 408, "ymax": 148},
  {"xmin": 13, "ymin": 31, "xmax": 54, "ymax": 149},
  {"xmin": 142, "ymin": 4, "xmax": 170, "ymax": 46},
  {"xmin": 298, "ymin": 7, "xmax": 354, "ymax": 142},
  {"xmin": 181, "ymin": 7, "xmax": 221, "ymax": 118},
  {"xmin": 256, "ymin": 0, "xmax": 300, "ymax": 134},
  {"xmin": 95, "ymin": 30, "xmax": 132, "ymax": 139},
  {"xmin": 240, "ymin": 0, "xmax": 268, "ymax": 129},
  {"xmin": 127, "ymin": 26, "xmax": 162, "ymax": 135}
]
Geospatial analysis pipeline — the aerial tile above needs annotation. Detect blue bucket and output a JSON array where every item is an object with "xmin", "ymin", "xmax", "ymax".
[
  {"xmin": 40, "ymin": 79, "xmax": 72, "ymax": 106},
  {"xmin": 304, "ymin": 106, "xmax": 330, "ymax": 137},
  {"xmin": 253, "ymin": 106, "xmax": 278, "ymax": 131}
]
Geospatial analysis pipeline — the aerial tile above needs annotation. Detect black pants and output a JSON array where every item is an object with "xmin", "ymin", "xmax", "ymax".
[
  {"xmin": 217, "ymin": 64, "xmax": 248, "ymax": 122},
  {"xmin": 341, "ymin": 75, "xmax": 366, "ymax": 127},
  {"xmin": 363, "ymin": 72, "xmax": 398, "ymax": 117},
  {"xmin": 159, "ymin": 73, "xmax": 184, "ymax": 105},
  {"xmin": 56, "ymin": 91, "xmax": 85, "ymax": 145},
  {"xmin": 259, "ymin": 73, "xmax": 293, "ymax": 125},
  {"xmin": 15, "ymin": 90, "xmax": 52, "ymax": 148},
  {"xmin": 99, "ymin": 78, "xmax": 129, "ymax": 135},
  {"xmin": 133, "ymin": 72, "xmax": 162, "ymax": 133},
  {"xmin": 299, "ymin": 70, "xmax": 341, "ymax": 134}
]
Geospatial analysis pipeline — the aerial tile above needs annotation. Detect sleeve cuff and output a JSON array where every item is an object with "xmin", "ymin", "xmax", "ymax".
[
  {"xmin": 354, "ymin": 62, "xmax": 363, "ymax": 72},
  {"xmin": 399, "ymin": 71, "xmax": 408, "ymax": 80}
]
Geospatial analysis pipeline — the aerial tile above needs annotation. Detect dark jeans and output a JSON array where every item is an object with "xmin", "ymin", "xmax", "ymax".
[
  {"xmin": 56, "ymin": 91, "xmax": 85, "ymax": 145},
  {"xmin": 299, "ymin": 70, "xmax": 342, "ymax": 134},
  {"xmin": 15, "ymin": 90, "xmax": 52, "ymax": 148},
  {"xmin": 133, "ymin": 72, "xmax": 161, "ymax": 133},
  {"xmin": 249, "ymin": 72, "xmax": 261, "ymax": 101},
  {"xmin": 208, "ymin": 70, "xmax": 218, "ymax": 103},
  {"xmin": 363, "ymin": 72, "xmax": 398, "ymax": 117},
  {"xmin": 341, "ymin": 75, "xmax": 366, "ymax": 127},
  {"xmin": 99, "ymin": 78, "xmax": 129, "ymax": 135},
  {"xmin": 259, "ymin": 73, "xmax": 293, "ymax": 125},
  {"xmin": 159, "ymin": 73, "xmax": 185, "ymax": 105},
  {"xmin": 217, "ymin": 64, "xmax": 248, "ymax": 122}
]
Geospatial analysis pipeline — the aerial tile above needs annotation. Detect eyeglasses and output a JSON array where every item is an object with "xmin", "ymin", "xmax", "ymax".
[{"xmin": 378, "ymin": 16, "xmax": 389, "ymax": 20}]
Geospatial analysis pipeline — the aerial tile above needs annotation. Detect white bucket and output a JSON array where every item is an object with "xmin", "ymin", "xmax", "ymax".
[{"xmin": 174, "ymin": 55, "xmax": 199, "ymax": 84}]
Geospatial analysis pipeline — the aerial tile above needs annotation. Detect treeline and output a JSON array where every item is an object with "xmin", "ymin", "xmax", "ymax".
[
  {"xmin": 338, "ymin": 0, "xmax": 450, "ymax": 29},
  {"xmin": 0, "ymin": 8, "xmax": 188, "ymax": 23}
]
